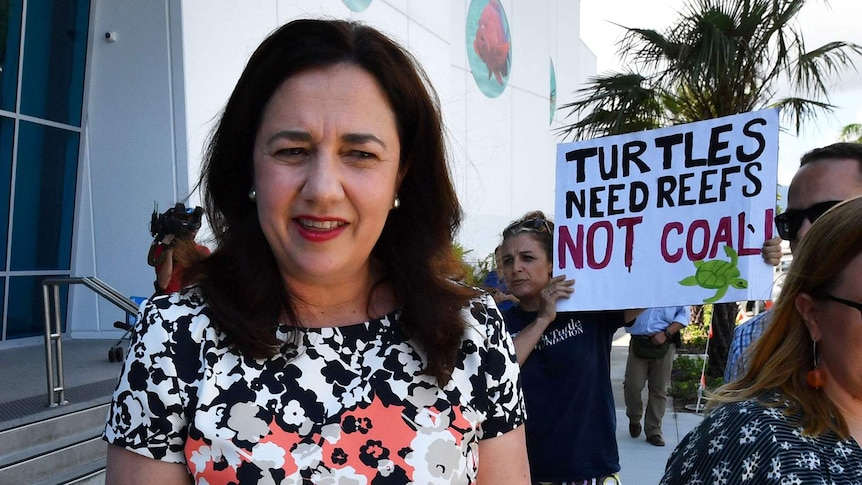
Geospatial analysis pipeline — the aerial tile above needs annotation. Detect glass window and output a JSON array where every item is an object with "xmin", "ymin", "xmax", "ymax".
[
  {"xmin": 0, "ymin": 116, "xmax": 12, "ymax": 269},
  {"xmin": 19, "ymin": 0, "xmax": 89, "ymax": 126},
  {"xmin": 10, "ymin": 120, "xmax": 78, "ymax": 271},
  {"xmin": 6, "ymin": 275, "xmax": 66, "ymax": 340},
  {"xmin": 0, "ymin": 0, "xmax": 23, "ymax": 112}
]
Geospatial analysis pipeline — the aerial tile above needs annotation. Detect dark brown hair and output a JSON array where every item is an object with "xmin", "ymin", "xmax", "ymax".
[
  {"xmin": 187, "ymin": 19, "xmax": 477, "ymax": 383},
  {"xmin": 800, "ymin": 142, "xmax": 862, "ymax": 176},
  {"xmin": 501, "ymin": 210, "xmax": 555, "ymax": 261}
]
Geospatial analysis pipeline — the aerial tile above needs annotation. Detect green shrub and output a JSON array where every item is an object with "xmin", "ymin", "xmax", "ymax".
[
  {"xmin": 452, "ymin": 244, "xmax": 494, "ymax": 287},
  {"xmin": 670, "ymin": 355, "xmax": 723, "ymax": 408},
  {"xmin": 679, "ymin": 325, "xmax": 708, "ymax": 352}
]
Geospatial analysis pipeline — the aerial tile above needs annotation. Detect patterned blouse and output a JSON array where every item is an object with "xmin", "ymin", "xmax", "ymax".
[
  {"xmin": 104, "ymin": 287, "xmax": 525, "ymax": 484},
  {"xmin": 661, "ymin": 395, "xmax": 862, "ymax": 484}
]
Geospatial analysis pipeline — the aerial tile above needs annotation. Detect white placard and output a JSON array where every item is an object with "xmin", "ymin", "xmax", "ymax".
[{"xmin": 553, "ymin": 109, "xmax": 779, "ymax": 311}]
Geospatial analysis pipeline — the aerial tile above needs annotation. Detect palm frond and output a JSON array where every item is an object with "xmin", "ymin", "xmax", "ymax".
[
  {"xmin": 769, "ymin": 97, "xmax": 836, "ymax": 133},
  {"xmin": 557, "ymin": 72, "xmax": 666, "ymax": 139},
  {"xmin": 790, "ymin": 41, "xmax": 862, "ymax": 96},
  {"xmin": 838, "ymin": 123, "xmax": 862, "ymax": 142},
  {"xmin": 557, "ymin": 0, "xmax": 858, "ymax": 140}
]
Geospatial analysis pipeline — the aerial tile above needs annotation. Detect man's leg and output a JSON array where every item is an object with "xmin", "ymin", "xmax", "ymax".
[
  {"xmin": 644, "ymin": 343, "xmax": 676, "ymax": 442},
  {"xmin": 624, "ymin": 342, "xmax": 648, "ymax": 437}
]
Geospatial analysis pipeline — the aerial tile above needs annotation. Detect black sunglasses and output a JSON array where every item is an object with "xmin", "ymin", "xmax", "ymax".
[
  {"xmin": 774, "ymin": 200, "xmax": 841, "ymax": 241},
  {"xmin": 503, "ymin": 217, "xmax": 552, "ymax": 237},
  {"xmin": 815, "ymin": 294, "xmax": 862, "ymax": 318}
]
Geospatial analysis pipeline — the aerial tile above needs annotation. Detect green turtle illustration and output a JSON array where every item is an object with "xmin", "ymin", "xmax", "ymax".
[{"xmin": 679, "ymin": 245, "xmax": 748, "ymax": 303}]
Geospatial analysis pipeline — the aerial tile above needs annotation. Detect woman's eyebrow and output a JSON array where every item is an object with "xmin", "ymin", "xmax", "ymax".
[
  {"xmin": 342, "ymin": 133, "xmax": 387, "ymax": 149},
  {"xmin": 265, "ymin": 130, "xmax": 311, "ymax": 146},
  {"xmin": 264, "ymin": 131, "xmax": 387, "ymax": 149}
]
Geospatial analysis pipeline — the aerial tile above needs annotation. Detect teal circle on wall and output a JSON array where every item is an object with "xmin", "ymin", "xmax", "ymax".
[
  {"xmin": 550, "ymin": 57, "xmax": 557, "ymax": 125},
  {"xmin": 342, "ymin": 0, "xmax": 372, "ymax": 12},
  {"xmin": 466, "ymin": 0, "xmax": 511, "ymax": 98}
]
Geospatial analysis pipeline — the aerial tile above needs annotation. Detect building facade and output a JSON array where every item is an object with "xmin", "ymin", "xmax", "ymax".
[{"xmin": 0, "ymin": 0, "xmax": 595, "ymax": 345}]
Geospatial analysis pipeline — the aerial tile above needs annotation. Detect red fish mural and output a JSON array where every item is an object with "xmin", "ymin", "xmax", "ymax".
[{"xmin": 473, "ymin": 0, "xmax": 510, "ymax": 85}]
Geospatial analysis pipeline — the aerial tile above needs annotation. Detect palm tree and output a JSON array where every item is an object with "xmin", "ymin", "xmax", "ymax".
[
  {"xmin": 559, "ymin": 0, "xmax": 861, "ymax": 378},
  {"xmin": 559, "ymin": 0, "xmax": 862, "ymax": 141},
  {"xmin": 838, "ymin": 123, "xmax": 862, "ymax": 142}
]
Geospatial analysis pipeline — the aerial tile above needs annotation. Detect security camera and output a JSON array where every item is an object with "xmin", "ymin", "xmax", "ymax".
[{"xmin": 105, "ymin": 32, "xmax": 117, "ymax": 42}]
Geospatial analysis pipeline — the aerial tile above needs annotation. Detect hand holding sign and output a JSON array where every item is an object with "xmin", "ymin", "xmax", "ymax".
[{"xmin": 537, "ymin": 275, "xmax": 575, "ymax": 321}]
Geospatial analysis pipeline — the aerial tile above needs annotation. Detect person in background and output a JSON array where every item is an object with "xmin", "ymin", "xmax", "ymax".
[
  {"xmin": 662, "ymin": 196, "xmax": 862, "ymax": 483},
  {"xmin": 483, "ymin": 244, "xmax": 518, "ymax": 312},
  {"xmin": 105, "ymin": 19, "xmax": 529, "ymax": 484},
  {"xmin": 725, "ymin": 142, "xmax": 862, "ymax": 382},
  {"xmin": 146, "ymin": 203, "xmax": 210, "ymax": 295},
  {"xmin": 499, "ymin": 210, "xmax": 643, "ymax": 484},
  {"xmin": 623, "ymin": 306, "xmax": 689, "ymax": 447}
]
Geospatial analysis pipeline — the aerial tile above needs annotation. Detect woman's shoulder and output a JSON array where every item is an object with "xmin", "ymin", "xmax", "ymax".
[
  {"xmin": 463, "ymin": 292, "xmax": 503, "ymax": 325},
  {"xmin": 705, "ymin": 397, "xmax": 793, "ymax": 426},
  {"xmin": 662, "ymin": 396, "xmax": 848, "ymax": 484},
  {"xmin": 461, "ymin": 293, "xmax": 511, "ymax": 341},
  {"xmin": 137, "ymin": 285, "xmax": 218, "ymax": 345},
  {"xmin": 148, "ymin": 284, "xmax": 207, "ymax": 315}
]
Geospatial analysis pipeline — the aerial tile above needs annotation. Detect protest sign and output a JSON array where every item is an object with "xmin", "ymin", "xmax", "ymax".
[{"xmin": 553, "ymin": 109, "xmax": 778, "ymax": 311}]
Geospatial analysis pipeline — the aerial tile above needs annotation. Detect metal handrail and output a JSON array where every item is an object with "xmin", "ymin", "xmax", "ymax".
[{"xmin": 42, "ymin": 277, "xmax": 140, "ymax": 407}]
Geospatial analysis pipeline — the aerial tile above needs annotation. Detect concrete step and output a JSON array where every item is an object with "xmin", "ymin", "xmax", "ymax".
[
  {"xmin": 0, "ymin": 403, "xmax": 108, "ymax": 484},
  {"xmin": 68, "ymin": 469, "xmax": 106, "ymax": 485}
]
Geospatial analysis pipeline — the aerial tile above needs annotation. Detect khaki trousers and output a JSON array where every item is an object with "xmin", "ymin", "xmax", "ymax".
[{"xmin": 623, "ymin": 341, "xmax": 675, "ymax": 438}]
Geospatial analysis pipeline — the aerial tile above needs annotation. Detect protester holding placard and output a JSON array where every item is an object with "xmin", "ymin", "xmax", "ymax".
[
  {"xmin": 499, "ymin": 210, "xmax": 643, "ymax": 484},
  {"xmin": 661, "ymin": 196, "xmax": 862, "ymax": 484}
]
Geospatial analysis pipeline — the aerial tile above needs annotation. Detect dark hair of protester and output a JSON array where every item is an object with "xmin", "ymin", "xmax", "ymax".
[
  {"xmin": 800, "ymin": 141, "xmax": 862, "ymax": 174},
  {"xmin": 502, "ymin": 210, "xmax": 554, "ymax": 255},
  {"xmin": 711, "ymin": 196, "xmax": 862, "ymax": 438},
  {"xmin": 187, "ymin": 19, "xmax": 476, "ymax": 382}
]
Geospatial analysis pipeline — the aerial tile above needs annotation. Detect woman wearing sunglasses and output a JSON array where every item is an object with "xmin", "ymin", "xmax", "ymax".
[
  {"xmin": 498, "ymin": 211, "xmax": 643, "ymax": 484},
  {"xmin": 661, "ymin": 196, "xmax": 862, "ymax": 484}
]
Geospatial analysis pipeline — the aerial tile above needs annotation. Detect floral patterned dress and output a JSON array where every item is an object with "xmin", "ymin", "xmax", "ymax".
[
  {"xmin": 104, "ymin": 287, "xmax": 525, "ymax": 484},
  {"xmin": 660, "ymin": 395, "xmax": 862, "ymax": 484}
]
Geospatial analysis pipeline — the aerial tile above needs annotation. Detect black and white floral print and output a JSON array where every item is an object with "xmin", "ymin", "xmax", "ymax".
[
  {"xmin": 661, "ymin": 395, "xmax": 862, "ymax": 484},
  {"xmin": 104, "ymin": 287, "xmax": 525, "ymax": 484}
]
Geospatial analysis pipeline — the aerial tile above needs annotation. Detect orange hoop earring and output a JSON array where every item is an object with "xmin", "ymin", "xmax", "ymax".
[{"xmin": 806, "ymin": 340, "xmax": 826, "ymax": 389}]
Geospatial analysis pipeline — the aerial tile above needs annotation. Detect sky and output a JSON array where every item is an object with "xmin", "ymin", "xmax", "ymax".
[{"xmin": 579, "ymin": 0, "xmax": 862, "ymax": 185}]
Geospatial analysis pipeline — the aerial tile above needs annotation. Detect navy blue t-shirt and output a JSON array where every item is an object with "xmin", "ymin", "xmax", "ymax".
[{"xmin": 503, "ymin": 306, "xmax": 625, "ymax": 482}]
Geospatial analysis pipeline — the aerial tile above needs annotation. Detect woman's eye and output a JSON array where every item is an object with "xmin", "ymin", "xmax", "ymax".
[
  {"xmin": 347, "ymin": 150, "xmax": 376, "ymax": 160},
  {"xmin": 277, "ymin": 147, "xmax": 306, "ymax": 157}
]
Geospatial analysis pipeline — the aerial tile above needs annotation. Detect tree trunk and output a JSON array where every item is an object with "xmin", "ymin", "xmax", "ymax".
[{"xmin": 707, "ymin": 302, "xmax": 737, "ymax": 380}]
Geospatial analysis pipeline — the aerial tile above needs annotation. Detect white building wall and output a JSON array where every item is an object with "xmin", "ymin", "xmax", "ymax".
[
  {"xmin": 180, "ymin": 0, "xmax": 596, "ymax": 261},
  {"xmin": 69, "ymin": 0, "xmax": 188, "ymax": 338},
  {"xmin": 69, "ymin": 0, "xmax": 595, "ymax": 337}
]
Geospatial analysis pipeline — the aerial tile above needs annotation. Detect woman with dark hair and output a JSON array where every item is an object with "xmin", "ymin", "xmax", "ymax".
[
  {"xmin": 661, "ymin": 196, "xmax": 862, "ymax": 483},
  {"xmin": 104, "ymin": 19, "xmax": 528, "ymax": 484},
  {"xmin": 499, "ymin": 210, "xmax": 643, "ymax": 484}
]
